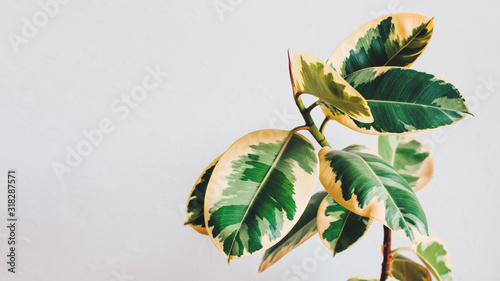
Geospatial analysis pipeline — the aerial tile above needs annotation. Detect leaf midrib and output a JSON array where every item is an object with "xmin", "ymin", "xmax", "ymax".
[
  {"xmin": 227, "ymin": 131, "xmax": 296, "ymax": 260},
  {"xmin": 340, "ymin": 17, "xmax": 433, "ymax": 79},
  {"xmin": 389, "ymin": 137, "xmax": 400, "ymax": 167},
  {"xmin": 332, "ymin": 210, "xmax": 351, "ymax": 256},
  {"xmin": 367, "ymin": 99, "xmax": 468, "ymax": 115},
  {"xmin": 415, "ymin": 250, "xmax": 442, "ymax": 281},
  {"xmin": 384, "ymin": 18, "xmax": 433, "ymax": 67},
  {"xmin": 348, "ymin": 150, "xmax": 414, "ymax": 241}
]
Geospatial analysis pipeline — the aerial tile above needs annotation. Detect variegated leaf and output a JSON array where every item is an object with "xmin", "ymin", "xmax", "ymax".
[
  {"xmin": 205, "ymin": 129, "xmax": 319, "ymax": 262},
  {"xmin": 317, "ymin": 195, "xmax": 372, "ymax": 257},
  {"xmin": 416, "ymin": 235, "xmax": 453, "ymax": 281},
  {"xmin": 390, "ymin": 253, "xmax": 432, "ymax": 281},
  {"xmin": 185, "ymin": 155, "xmax": 222, "ymax": 235},
  {"xmin": 258, "ymin": 191, "xmax": 328, "ymax": 273},
  {"xmin": 348, "ymin": 277, "xmax": 400, "ymax": 281},
  {"xmin": 378, "ymin": 136, "xmax": 433, "ymax": 192},
  {"xmin": 319, "ymin": 145, "xmax": 428, "ymax": 242},
  {"xmin": 290, "ymin": 51, "xmax": 373, "ymax": 123},
  {"xmin": 321, "ymin": 67, "xmax": 472, "ymax": 135},
  {"xmin": 328, "ymin": 13, "xmax": 433, "ymax": 77}
]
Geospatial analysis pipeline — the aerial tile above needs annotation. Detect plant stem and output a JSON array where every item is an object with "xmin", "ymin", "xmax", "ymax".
[
  {"xmin": 305, "ymin": 101, "xmax": 319, "ymax": 114},
  {"xmin": 319, "ymin": 116, "xmax": 331, "ymax": 134},
  {"xmin": 380, "ymin": 226, "xmax": 392, "ymax": 281},
  {"xmin": 294, "ymin": 93, "xmax": 330, "ymax": 147},
  {"xmin": 288, "ymin": 51, "xmax": 330, "ymax": 148}
]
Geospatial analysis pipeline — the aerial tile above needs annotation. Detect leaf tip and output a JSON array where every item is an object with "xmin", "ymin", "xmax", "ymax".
[{"xmin": 257, "ymin": 265, "xmax": 264, "ymax": 274}]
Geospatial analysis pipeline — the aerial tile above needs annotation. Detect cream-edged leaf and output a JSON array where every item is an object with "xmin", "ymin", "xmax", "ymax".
[
  {"xmin": 205, "ymin": 129, "xmax": 319, "ymax": 261},
  {"xmin": 390, "ymin": 253, "xmax": 432, "ymax": 281},
  {"xmin": 185, "ymin": 155, "xmax": 222, "ymax": 235},
  {"xmin": 378, "ymin": 136, "xmax": 433, "ymax": 192},
  {"xmin": 319, "ymin": 145, "xmax": 428, "ymax": 242},
  {"xmin": 328, "ymin": 13, "xmax": 434, "ymax": 77},
  {"xmin": 290, "ymin": 51, "xmax": 373, "ymax": 123},
  {"xmin": 416, "ymin": 235, "xmax": 453, "ymax": 281},
  {"xmin": 321, "ymin": 67, "xmax": 472, "ymax": 135},
  {"xmin": 317, "ymin": 195, "xmax": 372, "ymax": 257},
  {"xmin": 258, "ymin": 191, "xmax": 328, "ymax": 273},
  {"xmin": 348, "ymin": 277, "xmax": 400, "ymax": 281}
]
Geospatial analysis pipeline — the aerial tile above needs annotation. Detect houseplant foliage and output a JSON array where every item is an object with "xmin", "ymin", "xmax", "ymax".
[{"xmin": 184, "ymin": 13, "xmax": 469, "ymax": 280}]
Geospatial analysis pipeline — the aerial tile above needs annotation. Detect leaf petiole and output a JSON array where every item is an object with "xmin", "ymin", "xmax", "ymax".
[{"xmin": 294, "ymin": 93, "xmax": 330, "ymax": 148}]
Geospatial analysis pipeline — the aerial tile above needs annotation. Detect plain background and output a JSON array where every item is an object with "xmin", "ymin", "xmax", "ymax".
[{"xmin": 0, "ymin": 1, "xmax": 499, "ymax": 280}]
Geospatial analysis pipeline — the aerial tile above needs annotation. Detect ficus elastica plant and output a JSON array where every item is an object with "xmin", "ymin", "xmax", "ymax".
[{"xmin": 185, "ymin": 13, "xmax": 470, "ymax": 281}]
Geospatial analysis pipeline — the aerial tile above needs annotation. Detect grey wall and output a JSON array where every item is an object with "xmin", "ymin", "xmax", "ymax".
[{"xmin": 0, "ymin": 1, "xmax": 498, "ymax": 280}]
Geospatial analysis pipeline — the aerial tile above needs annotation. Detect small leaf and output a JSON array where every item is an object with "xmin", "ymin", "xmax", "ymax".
[
  {"xmin": 319, "ymin": 145, "xmax": 428, "ymax": 242},
  {"xmin": 328, "ymin": 13, "xmax": 434, "ymax": 77},
  {"xmin": 185, "ymin": 155, "xmax": 222, "ymax": 235},
  {"xmin": 205, "ymin": 129, "xmax": 319, "ymax": 261},
  {"xmin": 321, "ymin": 67, "xmax": 472, "ymax": 134},
  {"xmin": 389, "ymin": 253, "xmax": 432, "ymax": 281},
  {"xmin": 416, "ymin": 235, "xmax": 453, "ymax": 281},
  {"xmin": 290, "ymin": 51, "xmax": 373, "ymax": 123},
  {"xmin": 258, "ymin": 191, "xmax": 328, "ymax": 273},
  {"xmin": 317, "ymin": 195, "xmax": 372, "ymax": 257},
  {"xmin": 378, "ymin": 136, "xmax": 433, "ymax": 192}
]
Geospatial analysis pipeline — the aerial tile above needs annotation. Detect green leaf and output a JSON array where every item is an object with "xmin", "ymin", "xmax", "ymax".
[
  {"xmin": 321, "ymin": 67, "xmax": 472, "ymax": 135},
  {"xmin": 390, "ymin": 253, "xmax": 432, "ymax": 281},
  {"xmin": 328, "ymin": 13, "xmax": 434, "ymax": 77},
  {"xmin": 185, "ymin": 155, "xmax": 222, "ymax": 235},
  {"xmin": 416, "ymin": 235, "xmax": 453, "ymax": 281},
  {"xmin": 205, "ymin": 129, "xmax": 319, "ymax": 262},
  {"xmin": 319, "ymin": 145, "xmax": 428, "ymax": 242},
  {"xmin": 378, "ymin": 136, "xmax": 433, "ymax": 192},
  {"xmin": 290, "ymin": 51, "xmax": 373, "ymax": 123},
  {"xmin": 317, "ymin": 195, "xmax": 372, "ymax": 257},
  {"xmin": 258, "ymin": 191, "xmax": 328, "ymax": 273}
]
